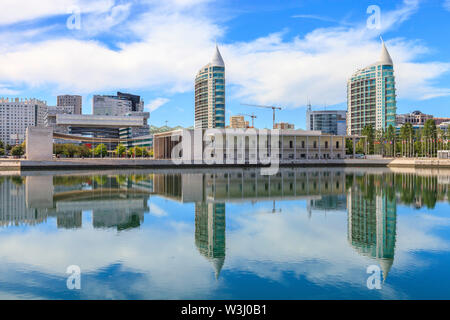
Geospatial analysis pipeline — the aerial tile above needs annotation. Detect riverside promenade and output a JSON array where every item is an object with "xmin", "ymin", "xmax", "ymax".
[{"xmin": 2, "ymin": 157, "xmax": 450, "ymax": 171}]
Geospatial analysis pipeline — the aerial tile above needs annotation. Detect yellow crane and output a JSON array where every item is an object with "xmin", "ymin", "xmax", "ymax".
[
  {"xmin": 237, "ymin": 113, "xmax": 257, "ymax": 128},
  {"xmin": 241, "ymin": 103, "xmax": 283, "ymax": 129}
]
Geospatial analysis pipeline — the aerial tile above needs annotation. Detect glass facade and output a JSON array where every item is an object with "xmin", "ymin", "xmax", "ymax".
[
  {"xmin": 195, "ymin": 47, "xmax": 225, "ymax": 129},
  {"xmin": 347, "ymin": 43, "xmax": 397, "ymax": 135}
]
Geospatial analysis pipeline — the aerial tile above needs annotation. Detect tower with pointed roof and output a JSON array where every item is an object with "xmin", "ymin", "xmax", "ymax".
[
  {"xmin": 195, "ymin": 202, "xmax": 226, "ymax": 279},
  {"xmin": 347, "ymin": 177, "xmax": 397, "ymax": 283},
  {"xmin": 347, "ymin": 40, "xmax": 397, "ymax": 135},
  {"xmin": 195, "ymin": 45, "xmax": 226, "ymax": 129}
]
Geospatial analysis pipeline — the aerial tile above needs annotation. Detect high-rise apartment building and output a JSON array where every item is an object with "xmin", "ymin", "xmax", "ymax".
[
  {"xmin": 347, "ymin": 41, "xmax": 397, "ymax": 135},
  {"xmin": 57, "ymin": 95, "xmax": 82, "ymax": 115},
  {"xmin": 306, "ymin": 107, "xmax": 347, "ymax": 135},
  {"xmin": 195, "ymin": 45, "xmax": 225, "ymax": 129},
  {"xmin": 0, "ymin": 98, "xmax": 47, "ymax": 145}
]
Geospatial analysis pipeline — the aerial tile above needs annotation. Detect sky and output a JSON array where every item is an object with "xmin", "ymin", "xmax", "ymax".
[{"xmin": 0, "ymin": 0, "xmax": 450, "ymax": 129}]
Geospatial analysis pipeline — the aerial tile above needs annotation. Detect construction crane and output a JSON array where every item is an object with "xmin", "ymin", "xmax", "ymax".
[
  {"xmin": 237, "ymin": 113, "xmax": 257, "ymax": 128},
  {"xmin": 241, "ymin": 103, "xmax": 283, "ymax": 129}
]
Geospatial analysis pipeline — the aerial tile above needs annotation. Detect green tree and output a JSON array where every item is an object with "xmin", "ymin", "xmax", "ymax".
[
  {"xmin": 128, "ymin": 147, "xmax": 142, "ymax": 157},
  {"xmin": 0, "ymin": 148, "xmax": 5, "ymax": 156},
  {"xmin": 423, "ymin": 119, "xmax": 437, "ymax": 157},
  {"xmin": 346, "ymin": 139, "xmax": 353, "ymax": 155},
  {"xmin": 11, "ymin": 145, "xmax": 24, "ymax": 157},
  {"xmin": 63, "ymin": 144, "xmax": 78, "ymax": 158},
  {"xmin": 78, "ymin": 145, "xmax": 91, "ymax": 158},
  {"xmin": 361, "ymin": 125, "xmax": 375, "ymax": 155},
  {"xmin": 94, "ymin": 144, "xmax": 108, "ymax": 157},
  {"xmin": 115, "ymin": 144, "xmax": 127, "ymax": 157},
  {"xmin": 399, "ymin": 123, "xmax": 414, "ymax": 157},
  {"xmin": 385, "ymin": 125, "xmax": 396, "ymax": 157}
]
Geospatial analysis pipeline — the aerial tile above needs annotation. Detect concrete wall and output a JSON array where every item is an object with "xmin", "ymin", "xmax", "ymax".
[{"xmin": 26, "ymin": 127, "xmax": 53, "ymax": 161}]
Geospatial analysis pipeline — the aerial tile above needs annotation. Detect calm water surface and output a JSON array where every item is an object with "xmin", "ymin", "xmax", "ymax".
[{"xmin": 1, "ymin": 167, "xmax": 450, "ymax": 299}]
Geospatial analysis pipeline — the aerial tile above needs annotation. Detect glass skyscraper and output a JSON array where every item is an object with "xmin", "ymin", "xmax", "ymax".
[
  {"xmin": 195, "ymin": 45, "xmax": 225, "ymax": 129},
  {"xmin": 347, "ymin": 40, "xmax": 397, "ymax": 135}
]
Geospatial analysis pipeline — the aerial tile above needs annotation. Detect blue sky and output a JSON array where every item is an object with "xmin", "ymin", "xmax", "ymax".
[{"xmin": 0, "ymin": 0, "xmax": 450, "ymax": 129}]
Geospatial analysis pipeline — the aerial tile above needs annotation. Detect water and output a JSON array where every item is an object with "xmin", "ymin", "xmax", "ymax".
[{"xmin": 1, "ymin": 167, "xmax": 450, "ymax": 300}]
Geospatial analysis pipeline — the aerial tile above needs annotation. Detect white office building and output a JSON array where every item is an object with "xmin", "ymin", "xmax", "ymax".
[
  {"xmin": 0, "ymin": 98, "xmax": 47, "ymax": 145},
  {"xmin": 57, "ymin": 95, "xmax": 82, "ymax": 115}
]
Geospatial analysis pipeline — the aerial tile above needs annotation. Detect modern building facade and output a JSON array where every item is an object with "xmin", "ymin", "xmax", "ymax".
[
  {"xmin": 0, "ymin": 98, "xmax": 47, "ymax": 145},
  {"xmin": 306, "ymin": 107, "xmax": 347, "ymax": 135},
  {"xmin": 396, "ymin": 111, "xmax": 433, "ymax": 125},
  {"xmin": 55, "ymin": 114, "xmax": 148, "ymax": 148},
  {"xmin": 347, "ymin": 41, "xmax": 397, "ymax": 135},
  {"xmin": 93, "ymin": 93, "xmax": 149, "ymax": 141},
  {"xmin": 94, "ymin": 95, "xmax": 134, "ymax": 116},
  {"xmin": 57, "ymin": 95, "xmax": 82, "ymax": 115},
  {"xmin": 229, "ymin": 115, "xmax": 249, "ymax": 129},
  {"xmin": 195, "ymin": 45, "xmax": 225, "ymax": 129},
  {"xmin": 153, "ymin": 129, "xmax": 360, "ymax": 162}
]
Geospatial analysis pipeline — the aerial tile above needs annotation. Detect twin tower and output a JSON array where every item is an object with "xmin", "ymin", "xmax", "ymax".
[{"xmin": 194, "ymin": 40, "xmax": 397, "ymax": 135}]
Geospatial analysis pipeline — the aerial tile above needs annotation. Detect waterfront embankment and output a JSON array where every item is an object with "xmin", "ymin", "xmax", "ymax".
[{"xmin": 2, "ymin": 157, "xmax": 450, "ymax": 171}]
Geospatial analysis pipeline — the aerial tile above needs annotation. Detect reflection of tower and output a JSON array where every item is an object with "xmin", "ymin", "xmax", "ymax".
[
  {"xmin": 195, "ymin": 202, "xmax": 226, "ymax": 279},
  {"xmin": 347, "ymin": 185, "xmax": 397, "ymax": 282}
]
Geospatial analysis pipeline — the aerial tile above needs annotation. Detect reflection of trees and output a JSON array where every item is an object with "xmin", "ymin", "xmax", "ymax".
[
  {"xmin": 352, "ymin": 173, "xmax": 449, "ymax": 210},
  {"xmin": 11, "ymin": 176, "xmax": 24, "ymax": 186}
]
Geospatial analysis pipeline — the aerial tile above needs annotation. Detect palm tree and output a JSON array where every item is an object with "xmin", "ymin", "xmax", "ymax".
[
  {"xmin": 423, "ymin": 119, "xmax": 437, "ymax": 157},
  {"xmin": 399, "ymin": 123, "xmax": 414, "ymax": 157},
  {"xmin": 362, "ymin": 125, "xmax": 375, "ymax": 155},
  {"xmin": 386, "ymin": 125, "xmax": 396, "ymax": 157}
]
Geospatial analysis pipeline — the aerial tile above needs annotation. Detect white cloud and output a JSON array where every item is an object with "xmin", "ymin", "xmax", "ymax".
[
  {"xmin": 0, "ymin": 199, "xmax": 448, "ymax": 299},
  {"xmin": 146, "ymin": 98, "xmax": 170, "ymax": 112},
  {"xmin": 0, "ymin": 84, "xmax": 19, "ymax": 95},
  {"xmin": 0, "ymin": 0, "xmax": 115, "ymax": 25},
  {"xmin": 0, "ymin": 0, "xmax": 447, "ymax": 108},
  {"xmin": 149, "ymin": 202, "xmax": 167, "ymax": 216},
  {"xmin": 80, "ymin": 3, "xmax": 132, "ymax": 36},
  {"xmin": 444, "ymin": 0, "xmax": 450, "ymax": 11}
]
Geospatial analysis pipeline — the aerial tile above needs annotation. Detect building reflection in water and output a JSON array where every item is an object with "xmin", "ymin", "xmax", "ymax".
[
  {"xmin": 195, "ymin": 203, "xmax": 226, "ymax": 279},
  {"xmin": 347, "ymin": 173, "xmax": 397, "ymax": 281},
  {"xmin": 3, "ymin": 169, "xmax": 450, "ymax": 281},
  {"xmin": 0, "ymin": 175, "xmax": 149, "ymax": 230}
]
